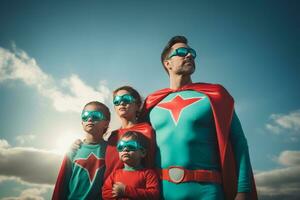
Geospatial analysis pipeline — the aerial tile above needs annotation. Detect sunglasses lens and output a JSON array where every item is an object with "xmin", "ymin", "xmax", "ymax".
[
  {"xmin": 117, "ymin": 140, "xmax": 140, "ymax": 152},
  {"xmin": 81, "ymin": 111, "xmax": 105, "ymax": 122},
  {"xmin": 92, "ymin": 112, "xmax": 103, "ymax": 121},
  {"xmin": 117, "ymin": 143, "xmax": 123, "ymax": 152},
  {"xmin": 113, "ymin": 96, "xmax": 121, "ymax": 106},
  {"xmin": 113, "ymin": 94, "xmax": 135, "ymax": 106},
  {"xmin": 126, "ymin": 143, "xmax": 137, "ymax": 151},
  {"xmin": 189, "ymin": 48, "xmax": 196, "ymax": 58},
  {"xmin": 177, "ymin": 48, "xmax": 189, "ymax": 56},
  {"xmin": 169, "ymin": 47, "xmax": 197, "ymax": 59},
  {"xmin": 82, "ymin": 115, "xmax": 88, "ymax": 122},
  {"xmin": 123, "ymin": 95, "xmax": 134, "ymax": 104}
]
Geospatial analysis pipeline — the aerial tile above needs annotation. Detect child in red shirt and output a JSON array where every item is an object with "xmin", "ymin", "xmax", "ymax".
[{"xmin": 102, "ymin": 131, "xmax": 160, "ymax": 200}]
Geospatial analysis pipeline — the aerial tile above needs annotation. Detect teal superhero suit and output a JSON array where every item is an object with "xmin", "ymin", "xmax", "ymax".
[
  {"xmin": 52, "ymin": 142, "xmax": 106, "ymax": 200},
  {"xmin": 141, "ymin": 83, "xmax": 257, "ymax": 200}
]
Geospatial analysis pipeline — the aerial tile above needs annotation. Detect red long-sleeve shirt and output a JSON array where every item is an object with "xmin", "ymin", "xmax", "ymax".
[
  {"xmin": 102, "ymin": 168, "xmax": 160, "ymax": 200},
  {"xmin": 104, "ymin": 123, "xmax": 156, "ymax": 180}
]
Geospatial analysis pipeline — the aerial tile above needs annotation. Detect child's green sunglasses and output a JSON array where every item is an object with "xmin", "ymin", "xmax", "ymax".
[
  {"xmin": 113, "ymin": 94, "xmax": 135, "ymax": 106},
  {"xmin": 81, "ymin": 110, "xmax": 106, "ymax": 122}
]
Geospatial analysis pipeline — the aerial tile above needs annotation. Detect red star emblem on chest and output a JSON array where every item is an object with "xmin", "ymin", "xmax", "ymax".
[
  {"xmin": 157, "ymin": 95, "xmax": 203, "ymax": 125},
  {"xmin": 74, "ymin": 153, "xmax": 105, "ymax": 183}
]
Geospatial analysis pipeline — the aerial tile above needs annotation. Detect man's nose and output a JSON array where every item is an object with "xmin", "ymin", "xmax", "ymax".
[{"xmin": 185, "ymin": 52, "xmax": 193, "ymax": 58}]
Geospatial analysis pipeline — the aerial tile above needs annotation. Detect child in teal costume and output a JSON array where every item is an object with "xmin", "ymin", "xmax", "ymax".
[{"xmin": 52, "ymin": 101, "xmax": 110, "ymax": 200}]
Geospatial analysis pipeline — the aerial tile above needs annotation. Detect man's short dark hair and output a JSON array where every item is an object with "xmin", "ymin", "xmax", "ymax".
[{"xmin": 161, "ymin": 36, "xmax": 188, "ymax": 71}]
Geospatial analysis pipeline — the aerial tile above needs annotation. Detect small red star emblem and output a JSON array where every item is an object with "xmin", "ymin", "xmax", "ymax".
[
  {"xmin": 157, "ymin": 95, "xmax": 203, "ymax": 124},
  {"xmin": 74, "ymin": 153, "xmax": 105, "ymax": 183}
]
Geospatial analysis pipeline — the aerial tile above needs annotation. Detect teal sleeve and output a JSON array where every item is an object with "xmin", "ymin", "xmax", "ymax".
[{"xmin": 229, "ymin": 111, "xmax": 252, "ymax": 192}]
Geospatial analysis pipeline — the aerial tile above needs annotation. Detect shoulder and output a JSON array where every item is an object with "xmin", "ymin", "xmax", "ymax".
[
  {"xmin": 147, "ymin": 87, "xmax": 170, "ymax": 97},
  {"xmin": 144, "ymin": 87, "xmax": 172, "ymax": 102},
  {"xmin": 129, "ymin": 123, "xmax": 155, "ymax": 138},
  {"xmin": 106, "ymin": 129, "xmax": 120, "ymax": 145},
  {"xmin": 131, "ymin": 122, "xmax": 153, "ymax": 130},
  {"xmin": 193, "ymin": 82, "xmax": 233, "ymax": 98},
  {"xmin": 194, "ymin": 82, "xmax": 228, "ymax": 91}
]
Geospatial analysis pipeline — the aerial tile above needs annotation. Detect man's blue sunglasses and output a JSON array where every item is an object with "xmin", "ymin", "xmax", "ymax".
[
  {"xmin": 117, "ymin": 140, "xmax": 143, "ymax": 152},
  {"xmin": 113, "ymin": 94, "xmax": 135, "ymax": 106},
  {"xmin": 168, "ymin": 47, "xmax": 197, "ymax": 59},
  {"xmin": 81, "ymin": 110, "xmax": 106, "ymax": 122}
]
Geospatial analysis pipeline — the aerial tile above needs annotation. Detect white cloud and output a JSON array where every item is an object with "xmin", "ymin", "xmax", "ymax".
[
  {"xmin": 0, "ymin": 175, "xmax": 19, "ymax": 183},
  {"xmin": 255, "ymin": 150, "xmax": 300, "ymax": 199},
  {"xmin": 277, "ymin": 150, "xmax": 300, "ymax": 167},
  {"xmin": 0, "ymin": 140, "xmax": 10, "ymax": 149},
  {"xmin": 0, "ymin": 46, "xmax": 110, "ymax": 113},
  {"xmin": 1, "ymin": 187, "xmax": 50, "ymax": 200},
  {"xmin": 16, "ymin": 134, "xmax": 36, "ymax": 145},
  {"xmin": 0, "ymin": 139, "xmax": 62, "ymax": 185},
  {"xmin": 266, "ymin": 109, "xmax": 300, "ymax": 135}
]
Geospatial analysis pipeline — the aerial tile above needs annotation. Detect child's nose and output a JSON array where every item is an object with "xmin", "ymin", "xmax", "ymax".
[
  {"xmin": 120, "ymin": 101, "xmax": 126, "ymax": 106},
  {"xmin": 87, "ymin": 117, "xmax": 93, "ymax": 122},
  {"xmin": 123, "ymin": 147, "xmax": 130, "ymax": 152}
]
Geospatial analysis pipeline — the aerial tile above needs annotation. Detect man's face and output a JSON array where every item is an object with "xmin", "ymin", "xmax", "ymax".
[{"xmin": 164, "ymin": 43, "xmax": 196, "ymax": 76}]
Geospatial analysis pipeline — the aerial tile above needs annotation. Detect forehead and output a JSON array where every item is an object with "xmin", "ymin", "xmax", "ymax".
[
  {"xmin": 171, "ymin": 42, "xmax": 189, "ymax": 50},
  {"xmin": 84, "ymin": 104, "xmax": 102, "ymax": 111},
  {"xmin": 115, "ymin": 89, "xmax": 130, "ymax": 96},
  {"xmin": 121, "ymin": 136, "xmax": 135, "ymax": 141}
]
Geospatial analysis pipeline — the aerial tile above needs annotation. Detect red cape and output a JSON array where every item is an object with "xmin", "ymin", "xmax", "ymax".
[
  {"xmin": 141, "ymin": 82, "xmax": 257, "ymax": 200},
  {"xmin": 52, "ymin": 156, "xmax": 71, "ymax": 200}
]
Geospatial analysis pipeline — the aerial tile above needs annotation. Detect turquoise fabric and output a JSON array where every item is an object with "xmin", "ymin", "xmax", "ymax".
[
  {"xmin": 149, "ymin": 90, "xmax": 251, "ymax": 199},
  {"xmin": 67, "ymin": 142, "xmax": 106, "ymax": 200}
]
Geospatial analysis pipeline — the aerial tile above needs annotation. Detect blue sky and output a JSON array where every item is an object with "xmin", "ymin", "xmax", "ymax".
[{"xmin": 0, "ymin": 0, "xmax": 299, "ymax": 199}]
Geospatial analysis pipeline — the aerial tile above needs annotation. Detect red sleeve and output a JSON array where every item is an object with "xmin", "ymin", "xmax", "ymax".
[
  {"xmin": 52, "ymin": 155, "xmax": 72, "ymax": 200},
  {"xmin": 102, "ymin": 171, "xmax": 116, "ymax": 200},
  {"xmin": 124, "ymin": 170, "xmax": 160, "ymax": 200}
]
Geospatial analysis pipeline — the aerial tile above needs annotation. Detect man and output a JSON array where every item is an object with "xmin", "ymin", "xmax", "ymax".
[{"xmin": 141, "ymin": 36, "xmax": 257, "ymax": 200}]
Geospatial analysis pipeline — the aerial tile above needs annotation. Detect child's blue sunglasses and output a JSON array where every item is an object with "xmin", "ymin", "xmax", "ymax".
[
  {"xmin": 113, "ymin": 94, "xmax": 135, "ymax": 106},
  {"xmin": 81, "ymin": 110, "xmax": 106, "ymax": 122},
  {"xmin": 117, "ymin": 140, "xmax": 143, "ymax": 152}
]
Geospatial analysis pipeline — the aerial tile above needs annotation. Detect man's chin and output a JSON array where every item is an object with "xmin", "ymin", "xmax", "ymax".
[{"xmin": 179, "ymin": 67, "xmax": 195, "ymax": 75}]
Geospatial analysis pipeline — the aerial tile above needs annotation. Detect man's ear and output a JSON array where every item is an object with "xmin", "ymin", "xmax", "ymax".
[{"xmin": 164, "ymin": 60, "xmax": 171, "ymax": 71}]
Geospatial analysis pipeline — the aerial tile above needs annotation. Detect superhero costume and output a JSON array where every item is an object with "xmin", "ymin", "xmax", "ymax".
[
  {"xmin": 52, "ymin": 142, "xmax": 106, "ymax": 200},
  {"xmin": 102, "ymin": 167, "xmax": 160, "ymax": 200},
  {"xmin": 104, "ymin": 123, "xmax": 156, "ymax": 179},
  {"xmin": 141, "ymin": 82, "xmax": 257, "ymax": 200}
]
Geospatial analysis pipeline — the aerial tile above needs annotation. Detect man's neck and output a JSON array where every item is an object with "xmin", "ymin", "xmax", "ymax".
[{"xmin": 169, "ymin": 74, "xmax": 193, "ymax": 90}]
